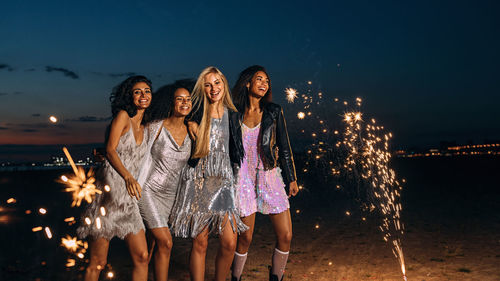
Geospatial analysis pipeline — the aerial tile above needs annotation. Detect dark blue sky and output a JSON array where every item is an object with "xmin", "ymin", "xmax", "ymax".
[{"xmin": 1, "ymin": 0, "xmax": 499, "ymax": 157}]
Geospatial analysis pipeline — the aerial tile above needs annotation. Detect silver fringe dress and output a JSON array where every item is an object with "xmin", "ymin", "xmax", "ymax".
[
  {"xmin": 77, "ymin": 125, "xmax": 147, "ymax": 240},
  {"xmin": 138, "ymin": 126, "xmax": 191, "ymax": 229},
  {"xmin": 169, "ymin": 109, "xmax": 248, "ymax": 238}
]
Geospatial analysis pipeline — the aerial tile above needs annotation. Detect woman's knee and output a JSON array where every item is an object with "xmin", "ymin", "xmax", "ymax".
[
  {"xmin": 221, "ymin": 235, "xmax": 237, "ymax": 252},
  {"xmin": 192, "ymin": 237, "xmax": 208, "ymax": 254},
  {"xmin": 156, "ymin": 236, "xmax": 173, "ymax": 253},
  {"xmin": 132, "ymin": 249, "xmax": 149, "ymax": 265},
  {"xmin": 87, "ymin": 257, "xmax": 107, "ymax": 273},
  {"xmin": 278, "ymin": 230, "xmax": 292, "ymax": 246},
  {"xmin": 239, "ymin": 230, "xmax": 253, "ymax": 247}
]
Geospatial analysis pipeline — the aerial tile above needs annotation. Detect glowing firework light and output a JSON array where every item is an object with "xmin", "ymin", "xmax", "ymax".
[
  {"xmin": 285, "ymin": 87, "xmax": 298, "ymax": 103},
  {"xmin": 285, "ymin": 81, "xmax": 407, "ymax": 280},
  {"xmin": 342, "ymin": 107, "xmax": 407, "ymax": 279},
  {"xmin": 59, "ymin": 147, "xmax": 101, "ymax": 206}
]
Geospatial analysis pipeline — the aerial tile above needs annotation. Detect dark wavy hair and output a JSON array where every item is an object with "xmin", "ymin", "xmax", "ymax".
[
  {"xmin": 109, "ymin": 75, "xmax": 153, "ymax": 121},
  {"xmin": 232, "ymin": 65, "xmax": 272, "ymax": 112},
  {"xmin": 145, "ymin": 79, "xmax": 195, "ymax": 123}
]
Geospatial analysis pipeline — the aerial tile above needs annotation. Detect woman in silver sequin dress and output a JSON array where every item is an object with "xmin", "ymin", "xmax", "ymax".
[
  {"xmin": 77, "ymin": 76, "xmax": 152, "ymax": 281},
  {"xmin": 169, "ymin": 67, "xmax": 248, "ymax": 281},
  {"xmin": 136, "ymin": 80, "xmax": 193, "ymax": 281}
]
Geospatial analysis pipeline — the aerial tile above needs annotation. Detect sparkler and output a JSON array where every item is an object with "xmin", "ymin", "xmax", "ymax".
[
  {"xmin": 49, "ymin": 115, "xmax": 58, "ymax": 123},
  {"xmin": 285, "ymin": 81, "xmax": 407, "ymax": 280},
  {"xmin": 285, "ymin": 88, "xmax": 298, "ymax": 103},
  {"xmin": 44, "ymin": 227, "xmax": 53, "ymax": 239},
  {"xmin": 60, "ymin": 147, "xmax": 101, "ymax": 206},
  {"xmin": 342, "ymin": 104, "xmax": 407, "ymax": 280},
  {"xmin": 61, "ymin": 235, "xmax": 85, "ymax": 253}
]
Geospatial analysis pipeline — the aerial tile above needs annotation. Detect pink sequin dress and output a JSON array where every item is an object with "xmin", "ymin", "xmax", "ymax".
[{"xmin": 235, "ymin": 123, "xmax": 289, "ymax": 217}]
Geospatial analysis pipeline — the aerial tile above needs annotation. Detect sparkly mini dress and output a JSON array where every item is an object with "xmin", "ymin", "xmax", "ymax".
[
  {"xmin": 77, "ymin": 124, "xmax": 147, "ymax": 240},
  {"xmin": 138, "ymin": 127, "xmax": 191, "ymax": 229},
  {"xmin": 235, "ymin": 123, "xmax": 289, "ymax": 217},
  {"xmin": 169, "ymin": 109, "xmax": 248, "ymax": 238}
]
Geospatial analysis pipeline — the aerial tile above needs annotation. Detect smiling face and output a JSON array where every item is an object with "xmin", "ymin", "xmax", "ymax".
[
  {"xmin": 132, "ymin": 82, "xmax": 152, "ymax": 109},
  {"xmin": 203, "ymin": 72, "xmax": 225, "ymax": 104},
  {"xmin": 247, "ymin": 71, "xmax": 269, "ymax": 98},
  {"xmin": 171, "ymin": 88, "xmax": 192, "ymax": 117}
]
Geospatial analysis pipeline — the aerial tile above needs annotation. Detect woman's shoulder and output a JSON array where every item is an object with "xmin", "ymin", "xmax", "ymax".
[
  {"xmin": 264, "ymin": 102, "xmax": 282, "ymax": 112},
  {"xmin": 263, "ymin": 102, "xmax": 282, "ymax": 119},
  {"xmin": 111, "ymin": 110, "xmax": 131, "ymax": 127},
  {"xmin": 115, "ymin": 110, "xmax": 130, "ymax": 119}
]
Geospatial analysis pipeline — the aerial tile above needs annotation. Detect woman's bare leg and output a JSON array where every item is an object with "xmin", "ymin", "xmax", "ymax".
[
  {"xmin": 232, "ymin": 213, "xmax": 256, "ymax": 279},
  {"xmin": 125, "ymin": 230, "xmax": 149, "ymax": 281},
  {"xmin": 215, "ymin": 215, "xmax": 237, "ymax": 281},
  {"xmin": 236, "ymin": 213, "xmax": 256, "ymax": 253},
  {"xmin": 150, "ymin": 227, "xmax": 173, "ymax": 281},
  {"xmin": 269, "ymin": 210, "xmax": 292, "ymax": 252},
  {"xmin": 84, "ymin": 238, "xmax": 110, "ymax": 281},
  {"xmin": 269, "ymin": 209, "xmax": 293, "ymax": 279},
  {"xmin": 190, "ymin": 228, "xmax": 209, "ymax": 281}
]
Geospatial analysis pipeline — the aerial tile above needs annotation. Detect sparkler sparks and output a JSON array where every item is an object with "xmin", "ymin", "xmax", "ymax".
[
  {"xmin": 60, "ymin": 147, "xmax": 101, "ymax": 206},
  {"xmin": 285, "ymin": 88, "xmax": 298, "ymax": 103},
  {"xmin": 61, "ymin": 235, "xmax": 84, "ymax": 253},
  {"xmin": 44, "ymin": 227, "xmax": 53, "ymax": 239},
  {"xmin": 285, "ymin": 82, "xmax": 407, "ymax": 279},
  {"xmin": 32, "ymin": 226, "xmax": 43, "ymax": 232},
  {"xmin": 342, "ymin": 105, "xmax": 407, "ymax": 279},
  {"xmin": 66, "ymin": 259, "xmax": 76, "ymax": 267}
]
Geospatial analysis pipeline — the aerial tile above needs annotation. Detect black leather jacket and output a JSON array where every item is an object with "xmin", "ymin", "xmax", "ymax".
[{"xmin": 231, "ymin": 102, "xmax": 297, "ymax": 184}]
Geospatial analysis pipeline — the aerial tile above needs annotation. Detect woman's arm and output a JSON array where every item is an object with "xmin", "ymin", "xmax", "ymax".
[
  {"xmin": 187, "ymin": 121, "xmax": 199, "ymax": 140},
  {"xmin": 276, "ymin": 107, "xmax": 298, "ymax": 196},
  {"xmin": 106, "ymin": 110, "xmax": 142, "ymax": 200}
]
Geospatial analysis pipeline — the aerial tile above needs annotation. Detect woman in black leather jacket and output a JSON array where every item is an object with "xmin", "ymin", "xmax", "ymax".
[{"xmin": 230, "ymin": 65, "xmax": 298, "ymax": 281}]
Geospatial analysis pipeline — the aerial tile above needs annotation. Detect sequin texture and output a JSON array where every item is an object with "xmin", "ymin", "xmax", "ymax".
[
  {"xmin": 235, "ymin": 123, "xmax": 289, "ymax": 217},
  {"xmin": 169, "ymin": 109, "xmax": 249, "ymax": 238}
]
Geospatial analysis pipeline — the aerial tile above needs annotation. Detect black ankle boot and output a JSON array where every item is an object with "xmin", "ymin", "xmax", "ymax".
[
  {"xmin": 269, "ymin": 269, "xmax": 283, "ymax": 281},
  {"xmin": 231, "ymin": 276, "xmax": 241, "ymax": 281}
]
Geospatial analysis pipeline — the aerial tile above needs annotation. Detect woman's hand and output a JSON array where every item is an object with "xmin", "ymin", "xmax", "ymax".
[
  {"xmin": 288, "ymin": 181, "xmax": 299, "ymax": 197},
  {"xmin": 124, "ymin": 174, "xmax": 142, "ymax": 200}
]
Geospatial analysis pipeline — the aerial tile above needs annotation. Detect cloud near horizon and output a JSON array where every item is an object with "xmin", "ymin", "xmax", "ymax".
[
  {"xmin": 0, "ymin": 63, "xmax": 14, "ymax": 71},
  {"xmin": 66, "ymin": 116, "xmax": 112, "ymax": 122},
  {"xmin": 45, "ymin": 66, "xmax": 79, "ymax": 79}
]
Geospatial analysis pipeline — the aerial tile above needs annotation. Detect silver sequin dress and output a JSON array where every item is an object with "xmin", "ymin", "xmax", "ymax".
[
  {"xmin": 138, "ymin": 127, "xmax": 191, "ymax": 229},
  {"xmin": 169, "ymin": 109, "xmax": 249, "ymax": 238},
  {"xmin": 77, "ymin": 125, "xmax": 147, "ymax": 240}
]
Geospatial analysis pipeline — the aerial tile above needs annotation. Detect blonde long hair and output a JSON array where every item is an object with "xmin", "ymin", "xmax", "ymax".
[{"xmin": 191, "ymin": 66, "xmax": 237, "ymax": 158}]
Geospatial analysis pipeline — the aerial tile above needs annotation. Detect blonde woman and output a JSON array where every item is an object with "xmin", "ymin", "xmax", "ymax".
[{"xmin": 169, "ymin": 66, "xmax": 248, "ymax": 281}]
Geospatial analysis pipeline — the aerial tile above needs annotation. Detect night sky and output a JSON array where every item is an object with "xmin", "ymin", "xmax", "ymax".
[{"xmin": 1, "ymin": 0, "xmax": 499, "ymax": 162}]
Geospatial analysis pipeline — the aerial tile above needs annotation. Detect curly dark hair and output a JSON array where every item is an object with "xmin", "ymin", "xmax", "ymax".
[
  {"xmin": 232, "ymin": 65, "xmax": 272, "ymax": 112},
  {"xmin": 109, "ymin": 75, "xmax": 153, "ymax": 120},
  {"xmin": 145, "ymin": 78, "xmax": 195, "ymax": 123}
]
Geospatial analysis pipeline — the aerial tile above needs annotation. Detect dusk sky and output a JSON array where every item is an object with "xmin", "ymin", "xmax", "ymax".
[{"xmin": 1, "ymin": 0, "xmax": 499, "ymax": 161}]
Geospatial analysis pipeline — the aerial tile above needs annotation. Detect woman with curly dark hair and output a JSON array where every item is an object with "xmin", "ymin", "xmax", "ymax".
[
  {"xmin": 136, "ymin": 79, "xmax": 194, "ymax": 281},
  {"xmin": 230, "ymin": 66, "xmax": 298, "ymax": 281},
  {"xmin": 77, "ymin": 75, "xmax": 152, "ymax": 281}
]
